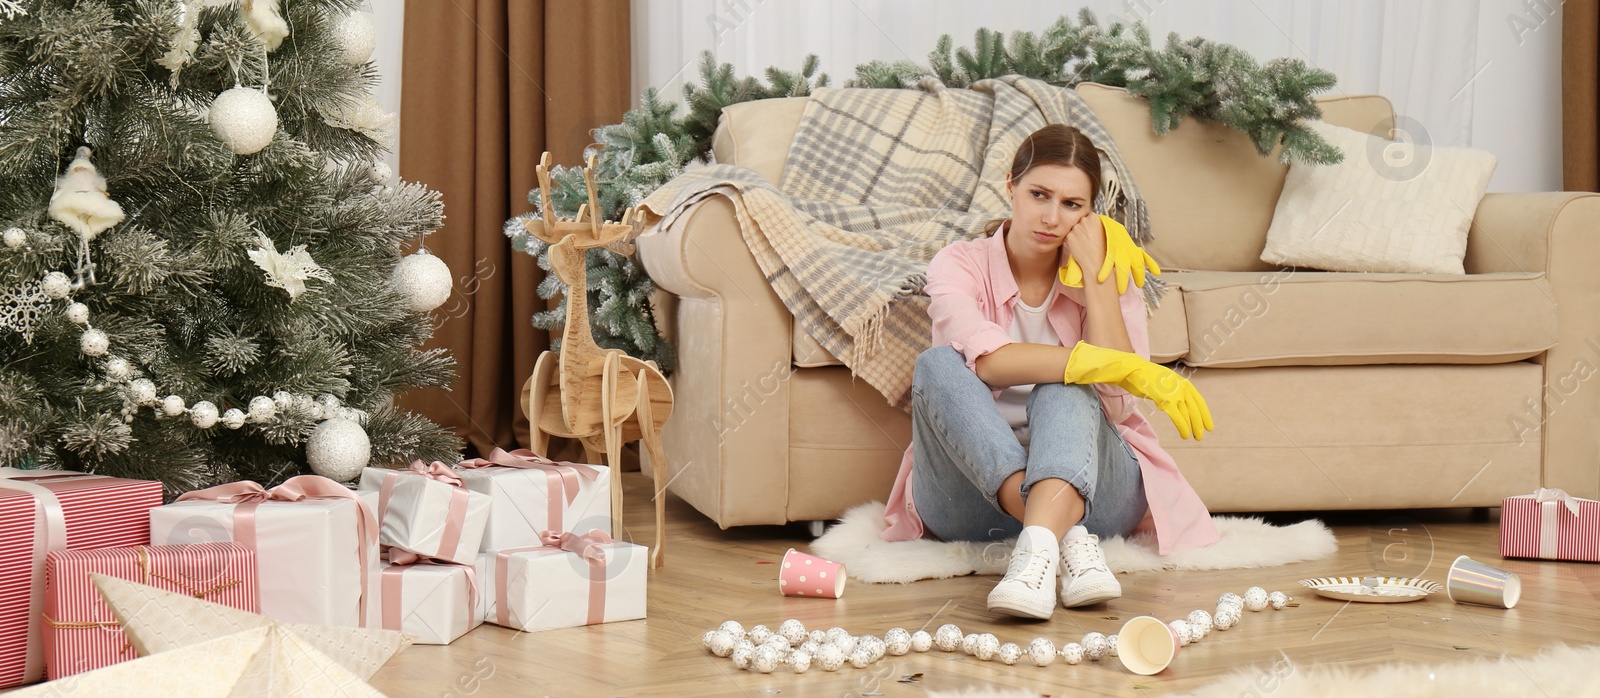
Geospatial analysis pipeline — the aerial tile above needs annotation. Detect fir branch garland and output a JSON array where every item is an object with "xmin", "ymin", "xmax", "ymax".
[{"xmin": 508, "ymin": 9, "xmax": 1342, "ymax": 373}]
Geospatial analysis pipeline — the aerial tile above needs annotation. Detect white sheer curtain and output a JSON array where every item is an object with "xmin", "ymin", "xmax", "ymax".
[{"xmin": 631, "ymin": 0, "xmax": 1561, "ymax": 191}]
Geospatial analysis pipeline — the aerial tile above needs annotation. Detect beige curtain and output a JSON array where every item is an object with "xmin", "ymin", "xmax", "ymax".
[
  {"xmin": 399, "ymin": 0, "xmax": 633, "ymax": 457},
  {"xmin": 1565, "ymin": 0, "xmax": 1600, "ymax": 191}
]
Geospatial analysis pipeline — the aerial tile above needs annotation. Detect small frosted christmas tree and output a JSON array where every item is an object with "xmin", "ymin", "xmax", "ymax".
[{"xmin": 0, "ymin": 0, "xmax": 461, "ymax": 495}]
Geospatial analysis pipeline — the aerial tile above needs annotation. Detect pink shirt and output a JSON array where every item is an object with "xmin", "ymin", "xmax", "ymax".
[{"xmin": 880, "ymin": 220, "xmax": 1220, "ymax": 555}]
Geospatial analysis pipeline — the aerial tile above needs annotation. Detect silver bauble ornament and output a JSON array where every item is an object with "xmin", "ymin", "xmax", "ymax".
[
  {"xmin": 161, "ymin": 395, "xmax": 186, "ymax": 417},
  {"xmin": 65, "ymin": 302, "xmax": 89, "ymax": 325},
  {"xmin": 209, "ymin": 87, "xmax": 278, "ymax": 155},
  {"xmin": 392, "ymin": 250, "xmax": 452, "ymax": 313},
  {"xmin": 305, "ymin": 417, "xmax": 370, "ymax": 481},
  {"xmin": 104, "ymin": 357, "xmax": 131, "ymax": 381},
  {"xmin": 41, "ymin": 272, "xmax": 71, "ymax": 299},
  {"xmin": 272, "ymin": 390, "xmax": 293, "ymax": 408},
  {"xmin": 248, "ymin": 395, "xmax": 276, "ymax": 422},
  {"xmin": 80, "ymin": 328, "xmax": 109, "ymax": 356},
  {"xmin": 129, "ymin": 378, "xmax": 157, "ymax": 405},
  {"xmin": 222, "ymin": 408, "xmax": 247, "ymax": 429},
  {"xmin": 3, "ymin": 227, "xmax": 25, "ymax": 248},
  {"xmin": 331, "ymin": 11, "xmax": 376, "ymax": 65},
  {"xmin": 189, "ymin": 400, "xmax": 219, "ymax": 428}
]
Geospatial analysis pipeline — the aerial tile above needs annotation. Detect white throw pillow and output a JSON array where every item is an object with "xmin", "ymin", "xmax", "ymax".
[{"xmin": 1260, "ymin": 120, "xmax": 1496, "ymax": 274}]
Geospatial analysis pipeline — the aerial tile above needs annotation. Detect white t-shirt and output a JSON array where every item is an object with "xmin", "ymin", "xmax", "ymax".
[{"xmin": 995, "ymin": 287, "xmax": 1062, "ymax": 447}]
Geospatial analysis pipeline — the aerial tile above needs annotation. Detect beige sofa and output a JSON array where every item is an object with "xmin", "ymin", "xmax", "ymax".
[{"xmin": 637, "ymin": 82, "xmax": 1600, "ymax": 530}]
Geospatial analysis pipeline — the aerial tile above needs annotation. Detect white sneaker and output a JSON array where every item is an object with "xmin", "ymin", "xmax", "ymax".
[
  {"xmin": 987, "ymin": 526, "xmax": 1058, "ymax": 619},
  {"xmin": 1059, "ymin": 533, "xmax": 1121, "ymax": 607}
]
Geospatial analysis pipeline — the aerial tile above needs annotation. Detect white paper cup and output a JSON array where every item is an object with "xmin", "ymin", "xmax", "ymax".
[
  {"xmin": 1117, "ymin": 615, "xmax": 1181, "ymax": 675},
  {"xmin": 1447, "ymin": 555, "xmax": 1521, "ymax": 609}
]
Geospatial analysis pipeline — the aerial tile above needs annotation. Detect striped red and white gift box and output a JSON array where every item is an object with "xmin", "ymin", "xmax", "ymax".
[
  {"xmin": 0, "ymin": 471, "xmax": 161, "ymax": 688},
  {"xmin": 1500, "ymin": 489, "xmax": 1600, "ymax": 563},
  {"xmin": 42, "ymin": 543, "xmax": 258, "ymax": 679}
]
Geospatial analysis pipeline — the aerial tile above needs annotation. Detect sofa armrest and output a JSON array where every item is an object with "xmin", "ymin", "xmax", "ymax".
[
  {"xmin": 636, "ymin": 196, "xmax": 796, "ymax": 526},
  {"xmin": 1466, "ymin": 192, "xmax": 1600, "ymax": 499}
]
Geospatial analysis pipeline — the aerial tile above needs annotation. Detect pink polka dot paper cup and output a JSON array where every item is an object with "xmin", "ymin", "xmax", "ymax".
[{"xmin": 779, "ymin": 548, "xmax": 847, "ymax": 598}]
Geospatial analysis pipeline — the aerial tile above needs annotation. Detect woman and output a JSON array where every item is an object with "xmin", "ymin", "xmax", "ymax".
[{"xmin": 879, "ymin": 124, "xmax": 1220, "ymax": 620}]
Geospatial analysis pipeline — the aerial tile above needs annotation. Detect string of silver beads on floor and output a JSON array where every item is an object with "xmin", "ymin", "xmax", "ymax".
[{"xmin": 698, "ymin": 587, "xmax": 1294, "ymax": 674}]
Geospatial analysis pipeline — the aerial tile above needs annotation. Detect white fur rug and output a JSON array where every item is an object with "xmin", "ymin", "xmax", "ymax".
[
  {"xmin": 925, "ymin": 644, "xmax": 1600, "ymax": 697},
  {"xmin": 810, "ymin": 502, "xmax": 1336, "ymax": 583}
]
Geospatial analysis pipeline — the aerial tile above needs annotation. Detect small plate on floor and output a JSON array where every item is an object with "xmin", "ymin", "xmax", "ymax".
[{"xmin": 1298, "ymin": 576, "xmax": 1442, "ymax": 603}]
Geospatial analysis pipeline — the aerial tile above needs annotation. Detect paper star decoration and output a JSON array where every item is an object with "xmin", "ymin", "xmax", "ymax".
[
  {"xmin": 9, "ymin": 574, "xmax": 412, "ymax": 697},
  {"xmin": 248, "ymin": 233, "xmax": 333, "ymax": 300}
]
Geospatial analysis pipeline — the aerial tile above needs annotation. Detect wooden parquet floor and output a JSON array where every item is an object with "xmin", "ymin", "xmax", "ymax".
[{"xmin": 367, "ymin": 473, "xmax": 1600, "ymax": 697}]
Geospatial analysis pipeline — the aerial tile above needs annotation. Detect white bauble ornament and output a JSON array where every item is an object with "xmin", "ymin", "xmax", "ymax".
[
  {"xmin": 1059, "ymin": 642, "xmax": 1084, "ymax": 665},
  {"xmin": 848, "ymin": 645, "xmax": 875, "ymax": 669},
  {"xmin": 860, "ymin": 636, "xmax": 884, "ymax": 662},
  {"xmin": 1244, "ymin": 586, "xmax": 1270, "ymax": 612},
  {"xmin": 210, "ymin": 87, "xmax": 278, "ymax": 155},
  {"xmin": 747, "ymin": 624, "xmax": 772, "ymax": 645},
  {"xmin": 129, "ymin": 378, "xmax": 157, "ymax": 405},
  {"xmin": 222, "ymin": 408, "xmax": 247, "ymax": 429},
  {"xmin": 1187, "ymin": 610, "xmax": 1213, "ymax": 638},
  {"xmin": 80, "ymin": 329, "xmax": 109, "ymax": 356},
  {"xmin": 369, "ymin": 160, "xmax": 392, "ymax": 184},
  {"xmin": 306, "ymin": 417, "xmax": 370, "ymax": 481},
  {"xmin": 730, "ymin": 641, "xmax": 754, "ymax": 669},
  {"xmin": 814, "ymin": 643, "xmax": 845, "ymax": 672},
  {"xmin": 1106, "ymin": 634, "xmax": 1119, "ymax": 657},
  {"xmin": 1213, "ymin": 606, "xmax": 1240, "ymax": 630},
  {"xmin": 249, "ymin": 396, "xmax": 276, "ymax": 421},
  {"xmin": 41, "ymin": 272, "xmax": 71, "ymax": 299},
  {"xmin": 751, "ymin": 646, "xmax": 781, "ymax": 674},
  {"xmin": 190, "ymin": 400, "xmax": 219, "ymax": 428},
  {"xmin": 973, "ymin": 633, "xmax": 999, "ymax": 661},
  {"xmin": 788, "ymin": 650, "xmax": 811, "ymax": 674},
  {"xmin": 1026, "ymin": 638, "xmax": 1056, "ymax": 667},
  {"xmin": 1082, "ymin": 632, "xmax": 1109, "ymax": 660},
  {"xmin": 807, "ymin": 629, "xmax": 826, "ymax": 645},
  {"xmin": 824, "ymin": 627, "xmax": 849, "ymax": 644},
  {"xmin": 3, "ymin": 227, "xmax": 25, "ymax": 248},
  {"xmin": 272, "ymin": 390, "xmax": 293, "ymax": 408},
  {"xmin": 829, "ymin": 635, "xmax": 857, "ymax": 657},
  {"xmin": 933, "ymin": 624, "xmax": 962, "ymax": 652},
  {"xmin": 777, "ymin": 619, "xmax": 807, "ymax": 646},
  {"xmin": 700, "ymin": 630, "xmax": 718, "ymax": 651},
  {"xmin": 392, "ymin": 250, "xmax": 452, "ymax": 313},
  {"xmin": 883, "ymin": 628, "xmax": 911, "ymax": 656},
  {"xmin": 331, "ymin": 11, "xmax": 376, "ymax": 65},
  {"xmin": 708, "ymin": 630, "xmax": 736, "ymax": 657},
  {"xmin": 909, "ymin": 630, "xmax": 933, "ymax": 653},
  {"xmin": 1269, "ymin": 591, "xmax": 1291, "ymax": 610},
  {"xmin": 161, "ymin": 395, "xmax": 185, "ymax": 417},
  {"xmin": 961, "ymin": 633, "xmax": 979, "ymax": 655},
  {"xmin": 1219, "ymin": 592, "xmax": 1243, "ymax": 607},
  {"xmin": 798, "ymin": 640, "xmax": 820, "ymax": 656},
  {"xmin": 997, "ymin": 642, "xmax": 1022, "ymax": 666},
  {"xmin": 104, "ymin": 357, "xmax": 131, "ymax": 381},
  {"xmin": 65, "ymin": 302, "xmax": 89, "ymax": 325},
  {"xmin": 1169, "ymin": 620, "xmax": 1195, "ymax": 646}
]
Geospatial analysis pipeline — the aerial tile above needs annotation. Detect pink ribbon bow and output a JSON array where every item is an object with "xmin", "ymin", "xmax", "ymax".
[
  {"xmin": 539, "ymin": 528, "xmax": 615, "ymax": 565},
  {"xmin": 178, "ymin": 475, "xmax": 378, "ymax": 626},
  {"xmin": 459, "ymin": 448, "xmax": 601, "ymax": 533},
  {"xmin": 407, "ymin": 460, "xmax": 465, "ymax": 488},
  {"xmin": 493, "ymin": 528, "xmax": 616, "ymax": 628}
]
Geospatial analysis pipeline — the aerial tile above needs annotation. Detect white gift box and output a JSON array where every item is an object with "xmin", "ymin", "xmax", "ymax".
[
  {"xmin": 475, "ymin": 540, "xmax": 647, "ymax": 632},
  {"xmin": 149, "ymin": 490, "xmax": 379, "ymax": 627},
  {"xmin": 357, "ymin": 466, "xmax": 490, "ymax": 565},
  {"xmin": 456, "ymin": 450, "xmax": 611, "ymax": 550},
  {"xmin": 376, "ymin": 559, "xmax": 482, "ymax": 645}
]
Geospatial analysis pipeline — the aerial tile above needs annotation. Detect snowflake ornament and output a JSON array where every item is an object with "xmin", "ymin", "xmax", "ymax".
[
  {"xmin": 247, "ymin": 234, "xmax": 332, "ymax": 300},
  {"xmin": 0, "ymin": 282, "xmax": 51, "ymax": 343}
]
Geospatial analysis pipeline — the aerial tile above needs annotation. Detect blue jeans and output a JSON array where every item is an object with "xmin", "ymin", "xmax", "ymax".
[{"xmin": 910, "ymin": 346, "xmax": 1148, "ymax": 543}]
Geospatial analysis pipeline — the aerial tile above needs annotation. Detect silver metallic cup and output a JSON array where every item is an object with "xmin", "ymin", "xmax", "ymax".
[{"xmin": 1446, "ymin": 555, "xmax": 1522, "ymax": 609}]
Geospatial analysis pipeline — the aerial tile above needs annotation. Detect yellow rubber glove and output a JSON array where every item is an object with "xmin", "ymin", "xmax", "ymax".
[
  {"xmin": 1062, "ymin": 340, "xmax": 1215, "ymax": 440},
  {"xmin": 1059, "ymin": 214, "xmax": 1162, "ymax": 295}
]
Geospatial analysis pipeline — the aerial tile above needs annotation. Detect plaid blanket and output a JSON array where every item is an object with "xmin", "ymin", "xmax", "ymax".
[{"xmin": 639, "ymin": 75, "xmax": 1164, "ymax": 411}]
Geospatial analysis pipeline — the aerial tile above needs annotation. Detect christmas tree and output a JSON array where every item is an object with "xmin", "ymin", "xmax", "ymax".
[{"xmin": 0, "ymin": 0, "xmax": 461, "ymax": 496}]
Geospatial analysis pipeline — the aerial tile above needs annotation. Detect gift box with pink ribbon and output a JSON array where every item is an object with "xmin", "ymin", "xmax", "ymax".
[
  {"xmin": 147, "ymin": 475, "xmax": 380, "ymax": 627},
  {"xmin": 0, "ymin": 468, "xmax": 162, "ymax": 688},
  {"xmin": 357, "ymin": 462, "xmax": 490, "ymax": 565},
  {"xmin": 475, "ymin": 529, "xmax": 647, "ymax": 633},
  {"xmin": 456, "ymin": 448, "xmax": 611, "ymax": 551},
  {"xmin": 1500, "ymin": 487, "xmax": 1600, "ymax": 563},
  {"xmin": 375, "ymin": 549, "xmax": 482, "ymax": 645},
  {"xmin": 42, "ymin": 542, "xmax": 258, "ymax": 679}
]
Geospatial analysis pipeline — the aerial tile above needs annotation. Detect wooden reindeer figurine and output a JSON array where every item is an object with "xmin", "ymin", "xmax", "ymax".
[{"xmin": 520, "ymin": 152, "xmax": 674, "ymax": 569}]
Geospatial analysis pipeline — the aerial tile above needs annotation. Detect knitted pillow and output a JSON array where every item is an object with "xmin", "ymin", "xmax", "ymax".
[{"xmin": 1260, "ymin": 120, "xmax": 1496, "ymax": 274}]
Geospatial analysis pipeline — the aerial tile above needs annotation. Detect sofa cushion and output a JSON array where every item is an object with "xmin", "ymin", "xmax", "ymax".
[
  {"xmin": 1171, "ymin": 270, "xmax": 1558, "ymax": 368},
  {"xmin": 1074, "ymin": 83, "xmax": 1396, "ymax": 273},
  {"xmin": 712, "ymin": 97, "xmax": 809, "ymax": 185}
]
